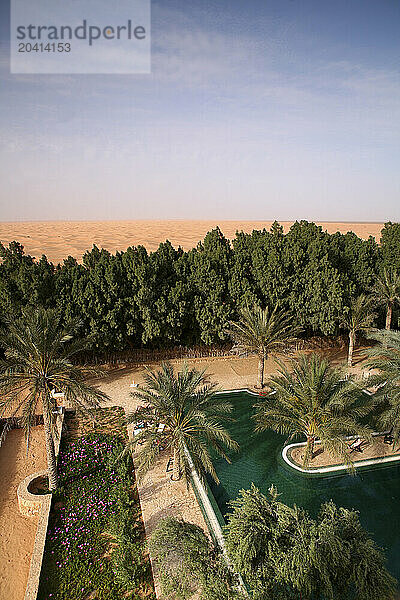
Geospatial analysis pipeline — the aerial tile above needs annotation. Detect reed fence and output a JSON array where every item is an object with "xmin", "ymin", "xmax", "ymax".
[
  {"xmin": 74, "ymin": 335, "xmax": 353, "ymax": 366},
  {"xmin": 75, "ymin": 344, "xmax": 234, "ymax": 365}
]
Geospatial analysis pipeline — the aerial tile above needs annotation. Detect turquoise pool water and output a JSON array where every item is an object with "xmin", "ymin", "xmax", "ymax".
[{"xmin": 208, "ymin": 391, "xmax": 400, "ymax": 581}]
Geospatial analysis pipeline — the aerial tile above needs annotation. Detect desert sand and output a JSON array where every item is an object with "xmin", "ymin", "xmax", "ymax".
[
  {"xmin": 0, "ymin": 426, "xmax": 46, "ymax": 600},
  {"xmin": 0, "ymin": 220, "xmax": 384, "ymax": 265}
]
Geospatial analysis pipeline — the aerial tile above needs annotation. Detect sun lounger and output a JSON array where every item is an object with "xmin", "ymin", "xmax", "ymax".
[
  {"xmin": 384, "ymin": 429, "xmax": 394, "ymax": 444},
  {"xmin": 133, "ymin": 422, "xmax": 146, "ymax": 437},
  {"xmin": 348, "ymin": 438, "xmax": 364, "ymax": 453},
  {"xmin": 130, "ymin": 380, "xmax": 139, "ymax": 388}
]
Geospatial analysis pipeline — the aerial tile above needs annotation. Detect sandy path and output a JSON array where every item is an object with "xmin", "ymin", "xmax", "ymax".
[
  {"xmin": 0, "ymin": 426, "xmax": 46, "ymax": 600},
  {"xmin": 0, "ymin": 220, "xmax": 384, "ymax": 264}
]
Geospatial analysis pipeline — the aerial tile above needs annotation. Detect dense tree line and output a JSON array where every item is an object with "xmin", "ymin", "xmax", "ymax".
[{"xmin": 0, "ymin": 221, "xmax": 398, "ymax": 354}]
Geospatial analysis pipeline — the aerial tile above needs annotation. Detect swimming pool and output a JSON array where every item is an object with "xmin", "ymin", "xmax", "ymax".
[{"xmin": 207, "ymin": 391, "xmax": 400, "ymax": 581}]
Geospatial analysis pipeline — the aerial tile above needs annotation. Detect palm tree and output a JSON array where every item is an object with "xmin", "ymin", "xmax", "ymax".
[
  {"xmin": 371, "ymin": 268, "xmax": 400, "ymax": 330},
  {"xmin": 0, "ymin": 307, "xmax": 109, "ymax": 490},
  {"xmin": 365, "ymin": 329, "xmax": 400, "ymax": 449},
  {"xmin": 254, "ymin": 353, "xmax": 372, "ymax": 469},
  {"xmin": 127, "ymin": 362, "xmax": 239, "ymax": 483},
  {"xmin": 225, "ymin": 304, "xmax": 298, "ymax": 389},
  {"xmin": 340, "ymin": 294, "xmax": 376, "ymax": 368}
]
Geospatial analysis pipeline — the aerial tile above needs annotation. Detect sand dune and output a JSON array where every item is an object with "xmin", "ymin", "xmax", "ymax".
[{"xmin": 0, "ymin": 220, "xmax": 384, "ymax": 265}]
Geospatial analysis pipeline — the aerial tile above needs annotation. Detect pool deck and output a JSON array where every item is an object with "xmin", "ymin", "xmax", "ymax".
[{"xmin": 283, "ymin": 434, "xmax": 400, "ymax": 475}]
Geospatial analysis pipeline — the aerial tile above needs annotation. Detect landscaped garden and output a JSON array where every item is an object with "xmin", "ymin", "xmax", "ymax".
[
  {"xmin": 37, "ymin": 409, "xmax": 155, "ymax": 600},
  {"xmin": 0, "ymin": 221, "xmax": 400, "ymax": 599}
]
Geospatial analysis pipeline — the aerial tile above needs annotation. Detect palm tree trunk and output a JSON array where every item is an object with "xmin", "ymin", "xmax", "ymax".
[
  {"xmin": 172, "ymin": 446, "xmax": 181, "ymax": 481},
  {"xmin": 348, "ymin": 331, "xmax": 355, "ymax": 368},
  {"xmin": 258, "ymin": 349, "xmax": 266, "ymax": 388},
  {"xmin": 386, "ymin": 303, "xmax": 393, "ymax": 330},
  {"xmin": 43, "ymin": 408, "xmax": 57, "ymax": 491},
  {"xmin": 304, "ymin": 435, "xmax": 315, "ymax": 466}
]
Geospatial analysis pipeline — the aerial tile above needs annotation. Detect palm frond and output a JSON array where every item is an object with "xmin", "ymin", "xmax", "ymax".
[
  {"xmin": 225, "ymin": 303, "xmax": 299, "ymax": 357},
  {"xmin": 254, "ymin": 353, "xmax": 372, "ymax": 470},
  {"xmin": 126, "ymin": 361, "xmax": 238, "ymax": 483}
]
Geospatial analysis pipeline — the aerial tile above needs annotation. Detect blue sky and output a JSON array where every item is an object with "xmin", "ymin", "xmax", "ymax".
[{"xmin": 0, "ymin": 0, "xmax": 399, "ymax": 221}]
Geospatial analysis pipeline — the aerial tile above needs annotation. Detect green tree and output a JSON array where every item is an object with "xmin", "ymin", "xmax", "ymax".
[
  {"xmin": 229, "ymin": 231, "xmax": 260, "ymax": 309},
  {"xmin": 54, "ymin": 256, "xmax": 89, "ymax": 331},
  {"xmin": 329, "ymin": 231, "xmax": 379, "ymax": 295},
  {"xmin": 127, "ymin": 362, "xmax": 238, "ymax": 483},
  {"xmin": 254, "ymin": 353, "xmax": 372, "ymax": 469},
  {"xmin": 0, "ymin": 307, "xmax": 109, "ymax": 490},
  {"xmin": 284, "ymin": 221, "xmax": 348, "ymax": 336},
  {"xmin": 381, "ymin": 222, "xmax": 400, "ymax": 273},
  {"xmin": 225, "ymin": 484, "xmax": 397, "ymax": 600},
  {"xmin": 188, "ymin": 228, "xmax": 233, "ymax": 344},
  {"xmin": 226, "ymin": 304, "xmax": 297, "ymax": 388},
  {"xmin": 341, "ymin": 294, "xmax": 376, "ymax": 367},
  {"xmin": 0, "ymin": 242, "xmax": 56, "ymax": 321},
  {"xmin": 142, "ymin": 242, "xmax": 192, "ymax": 347},
  {"xmin": 244, "ymin": 223, "xmax": 291, "ymax": 312},
  {"xmin": 78, "ymin": 246, "xmax": 130, "ymax": 351},
  {"xmin": 121, "ymin": 244, "xmax": 152, "ymax": 347},
  {"xmin": 149, "ymin": 517, "xmax": 244, "ymax": 600},
  {"xmin": 366, "ymin": 329, "xmax": 400, "ymax": 448},
  {"xmin": 371, "ymin": 268, "xmax": 400, "ymax": 330}
]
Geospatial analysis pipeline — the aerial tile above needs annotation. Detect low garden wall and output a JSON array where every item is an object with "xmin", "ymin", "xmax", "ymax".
[{"xmin": 22, "ymin": 412, "xmax": 64, "ymax": 600}]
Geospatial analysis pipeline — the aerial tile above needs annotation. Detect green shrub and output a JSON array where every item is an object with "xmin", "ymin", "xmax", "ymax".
[
  {"xmin": 225, "ymin": 484, "xmax": 397, "ymax": 600},
  {"xmin": 111, "ymin": 536, "xmax": 147, "ymax": 590},
  {"xmin": 149, "ymin": 517, "xmax": 245, "ymax": 600}
]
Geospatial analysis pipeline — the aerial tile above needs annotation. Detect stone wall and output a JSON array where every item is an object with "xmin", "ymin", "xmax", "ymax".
[
  {"xmin": 17, "ymin": 471, "xmax": 49, "ymax": 517},
  {"xmin": 22, "ymin": 413, "xmax": 64, "ymax": 600}
]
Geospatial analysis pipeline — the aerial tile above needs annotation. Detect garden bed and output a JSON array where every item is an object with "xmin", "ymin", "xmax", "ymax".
[
  {"xmin": 286, "ymin": 434, "xmax": 400, "ymax": 472},
  {"xmin": 37, "ymin": 408, "xmax": 155, "ymax": 600}
]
